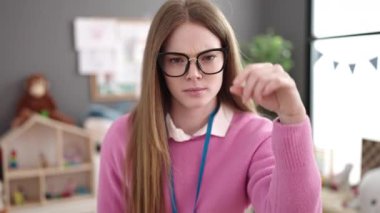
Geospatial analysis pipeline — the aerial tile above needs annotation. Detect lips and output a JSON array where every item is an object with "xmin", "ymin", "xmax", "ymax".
[
  {"xmin": 183, "ymin": 87, "xmax": 207, "ymax": 96},
  {"xmin": 183, "ymin": 87, "xmax": 207, "ymax": 92}
]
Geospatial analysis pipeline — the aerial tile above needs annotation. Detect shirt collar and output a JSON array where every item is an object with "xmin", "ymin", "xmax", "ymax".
[{"xmin": 166, "ymin": 104, "xmax": 234, "ymax": 142}]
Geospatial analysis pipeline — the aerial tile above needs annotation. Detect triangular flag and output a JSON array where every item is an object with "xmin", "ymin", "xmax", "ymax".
[
  {"xmin": 315, "ymin": 51, "xmax": 323, "ymax": 63},
  {"xmin": 370, "ymin": 57, "xmax": 378, "ymax": 69},
  {"xmin": 349, "ymin": 64, "xmax": 356, "ymax": 73},
  {"xmin": 333, "ymin": 61, "xmax": 339, "ymax": 69}
]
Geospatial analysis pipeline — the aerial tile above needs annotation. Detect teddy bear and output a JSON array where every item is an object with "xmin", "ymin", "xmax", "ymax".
[{"xmin": 11, "ymin": 73, "xmax": 75, "ymax": 127}]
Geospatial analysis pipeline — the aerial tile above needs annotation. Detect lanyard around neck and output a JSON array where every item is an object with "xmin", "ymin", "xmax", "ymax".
[{"xmin": 170, "ymin": 104, "xmax": 220, "ymax": 213}]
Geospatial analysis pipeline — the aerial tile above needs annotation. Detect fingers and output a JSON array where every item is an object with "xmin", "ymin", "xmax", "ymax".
[
  {"xmin": 252, "ymin": 75, "xmax": 267, "ymax": 103},
  {"xmin": 230, "ymin": 63, "xmax": 291, "ymax": 103},
  {"xmin": 229, "ymin": 85, "xmax": 242, "ymax": 94},
  {"xmin": 230, "ymin": 63, "xmax": 306, "ymax": 123},
  {"xmin": 262, "ymin": 77, "xmax": 287, "ymax": 96},
  {"xmin": 233, "ymin": 63, "xmax": 271, "ymax": 86},
  {"xmin": 231, "ymin": 63, "xmax": 272, "ymax": 98},
  {"xmin": 242, "ymin": 72, "xmax": 258, "ymax": 103}
]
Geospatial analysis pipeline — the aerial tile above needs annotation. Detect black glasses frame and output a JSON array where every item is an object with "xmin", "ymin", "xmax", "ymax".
[{"xmin": 157, "ymin": 47, "xmax": 228, "ymax": 77}]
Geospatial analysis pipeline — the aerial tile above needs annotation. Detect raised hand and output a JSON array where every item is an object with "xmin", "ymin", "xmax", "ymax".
[{"xmin": 230, "ymin": 63, "xmax": 306, "ymax": 124}]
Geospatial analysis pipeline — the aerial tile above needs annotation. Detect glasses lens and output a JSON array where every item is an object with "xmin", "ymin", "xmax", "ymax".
[
  {"xmin": 158, "ymin": 53, "xmax": 188, "ymax": 77},
  {"xmin": 197, "ymin": 50, "xmax": 225, "ymax": 74}
]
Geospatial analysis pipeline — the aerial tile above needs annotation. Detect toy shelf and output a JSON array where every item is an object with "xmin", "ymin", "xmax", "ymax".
[
  {"xmin": 7, "ymin": 163, "xmax": 93, "ymax": 179},
  {"xmin": 9, "ymin": 176, "xmax": 41, "ymax": 206},
  {"xmin": 62, "ymin": 131, "xmax": 92, "ymax": 167},
  {"xmin": 0, "ymin": 114, "xmax": 95, "ymax": 209},
  {"xmin": 7, "ymin": 169, "xmax": 41, "ymax": 179},
  {"xmin": 5, "ymin": 121, "xmax": 59, "ymax": 170},
  {"xmin": 45, "ymin": 170, "xmax": 93, "ymax": 202}
]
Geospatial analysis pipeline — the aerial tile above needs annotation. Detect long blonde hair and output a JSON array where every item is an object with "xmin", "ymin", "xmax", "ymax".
[{"xmin": 127, "ymin": 0, "xmax": 254, "ymax": 212}]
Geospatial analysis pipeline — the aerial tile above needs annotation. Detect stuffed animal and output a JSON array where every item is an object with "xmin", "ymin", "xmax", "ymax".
[
  {"xmin": 357, "ymin": 168, "xmax": 380, "ymax": 213},
  {"xmin": 11, "ymin": 73, "xmax": 75, "ymax": 127},
  {"xmin": 329, "ymin": 164, "xmax": 353, "ymax": 191}
]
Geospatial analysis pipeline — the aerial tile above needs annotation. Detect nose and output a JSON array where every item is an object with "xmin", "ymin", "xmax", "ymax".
[{"xmin": 186, "ymin": 58, "xmax": 202, "ymax": 80}]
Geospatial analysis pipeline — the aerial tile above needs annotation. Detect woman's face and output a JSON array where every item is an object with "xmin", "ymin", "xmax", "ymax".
[{"xmin": 161, "ymin": 22, "xmax": 224, "ymax": 111}]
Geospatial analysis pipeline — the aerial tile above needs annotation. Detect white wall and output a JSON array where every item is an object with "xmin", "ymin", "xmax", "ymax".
[{"xmin": 312, "ymin": 34, "xmax": 380, "ymax": 184}]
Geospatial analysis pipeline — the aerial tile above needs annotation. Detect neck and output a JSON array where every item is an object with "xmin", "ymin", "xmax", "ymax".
[{"xmin": 170, "ymin": 99, "xmax": 217, "ymax": 135}]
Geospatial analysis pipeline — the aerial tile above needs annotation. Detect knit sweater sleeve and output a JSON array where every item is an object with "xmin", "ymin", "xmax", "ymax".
[
  {"xmin": 247, "ymin": 117, "xmax": 322, "ymax": 213},
  {"xmin": 97, "ymin": 115, "xmax": 130, "ymax": 213}
]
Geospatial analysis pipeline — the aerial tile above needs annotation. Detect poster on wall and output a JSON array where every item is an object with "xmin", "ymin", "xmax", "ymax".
[
  {"xmin": 74, "ymin": 18, "xmax": 117, "ymax": 51},
  {"xmin": 73, "ymin": 18, "xmax": 151, "ymax": 102},
  {"xmin": 311, "ymin": 34, "xmax": 380, "ymax": 184}
]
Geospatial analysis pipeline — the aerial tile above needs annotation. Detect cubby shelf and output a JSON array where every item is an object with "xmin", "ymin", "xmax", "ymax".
[{"xmin": 0, "ymin": 114, "xmax": 95, "ymax": 209}]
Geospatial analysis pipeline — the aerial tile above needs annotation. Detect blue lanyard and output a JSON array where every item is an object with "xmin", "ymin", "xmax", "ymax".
[{"xmin": 170, "ymin": 104, "xmax": 220, "ymax": 213}]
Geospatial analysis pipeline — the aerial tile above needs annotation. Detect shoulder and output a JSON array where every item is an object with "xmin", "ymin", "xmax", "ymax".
[
  {"xmin": 108, "ymin": 113, "xmax": 132, "ymax": 133},
  {"xmin": 101, "ymin": 113, "xmax": 132, "ymax": 162},
  {"xmin": 105, "ymin": 113, "xmax": 132, "ymax": 140}
]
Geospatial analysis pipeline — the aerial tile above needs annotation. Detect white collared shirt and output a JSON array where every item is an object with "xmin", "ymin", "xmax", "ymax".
[{"xmin": 165, "ymin": 104, "xmax": 234, "ymax": 142}]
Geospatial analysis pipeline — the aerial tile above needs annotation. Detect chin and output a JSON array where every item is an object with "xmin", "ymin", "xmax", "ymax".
[{"xmin": 179, "ymin": 97, "xmax": 216, "ymax": 110}]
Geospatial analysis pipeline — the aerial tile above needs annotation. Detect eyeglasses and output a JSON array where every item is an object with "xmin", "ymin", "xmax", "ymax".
[{"xmin": 157, "ymin": 48, "xmax": 227, "ymax": 77}]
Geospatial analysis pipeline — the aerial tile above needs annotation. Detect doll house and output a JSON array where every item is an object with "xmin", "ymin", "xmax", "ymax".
[{"xmin": 0, "ymin": 114, "xmax": 95, "ymax": 209}]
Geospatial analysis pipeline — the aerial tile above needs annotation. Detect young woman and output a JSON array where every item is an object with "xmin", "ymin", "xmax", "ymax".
[{"xmin": 98, "ymin": 0, "xmax": 321, "ymax": 212}]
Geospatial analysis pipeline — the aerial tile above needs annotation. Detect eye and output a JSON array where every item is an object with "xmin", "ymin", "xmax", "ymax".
[
  {"xmin": 200, "ymin": 54, "xmax": 216, "ymax": 62},
  {"xmin": 168, "ymin": 57, "xmax": 185, "ymax": 64}
]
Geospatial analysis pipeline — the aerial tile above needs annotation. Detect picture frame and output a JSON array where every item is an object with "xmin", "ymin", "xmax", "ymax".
[
  {"xmin": 89, "ymin": 74, "xmax": 139, "ymax": 102},
  {"xmin": 91, "ymin": 19, "xmax": 150, "ymax": 102},
  {"xmin": 74, "ymin": 17, "xmax": 150, "ymax": 102}
]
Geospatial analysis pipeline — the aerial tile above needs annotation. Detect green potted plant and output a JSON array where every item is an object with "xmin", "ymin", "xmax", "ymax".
[{"xmin": 241, "ymin": 30, "xmax": 294, "ymax": 119}]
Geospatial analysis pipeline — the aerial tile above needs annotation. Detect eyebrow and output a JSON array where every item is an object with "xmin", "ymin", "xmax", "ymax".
[{"xmin": 160, "ymin": 47, "xmax": 224, "ymax": 57}]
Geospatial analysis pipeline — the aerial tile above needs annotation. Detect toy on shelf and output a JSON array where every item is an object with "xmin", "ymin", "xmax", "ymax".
[
  {"xmin": 39, "ymin": 152, "xmax": 48, "ymax": 168},
  {"xmin": 11, "ymin": 73, "xmax": 75, "ymax": 128},
  {"xmin": 75, "ymin": 186, "xmax": 90, "ymax": 195},
  {"xmin": 64, "ymin": 145, "xmax": 84, "ymax": 167},
  {"xmin": 46, "ymin": 179, "xmax": 90, "ymax": 200},
  {"xmin": 12, "ymin": 186, "xmax": 25, "ymax": 206},
  {"xmin": 62, "ymin": 178, "xmax": 77, "ymax": 198},
  {"xmin": 45, "ymin": 184, "xmax": 59, "ymax": 200},
  {"xmin": 8, "ymin": 150, "xmax": 17, "ymax": 169}
]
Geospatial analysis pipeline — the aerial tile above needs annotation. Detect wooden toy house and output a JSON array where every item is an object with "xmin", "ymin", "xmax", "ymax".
[{"xmin": 0, "ymin": 114, "xmax": 95, "ymax": 209}]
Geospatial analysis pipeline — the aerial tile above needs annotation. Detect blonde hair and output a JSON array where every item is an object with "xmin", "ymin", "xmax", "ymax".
[{"xmin": 127, "ymin": 0, "xmax": 254, "ymax": 212}]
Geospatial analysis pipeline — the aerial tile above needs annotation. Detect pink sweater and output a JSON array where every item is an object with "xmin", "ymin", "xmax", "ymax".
[{"xmin": 97, "ymin": 111, "xmax": 322, "ymax": 213}]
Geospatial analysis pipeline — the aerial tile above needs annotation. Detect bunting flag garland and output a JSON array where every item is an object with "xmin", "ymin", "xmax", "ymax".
[
  {"xmin": 349, "ymin": 64, "xmax": 356, "ymax": 73},
  {"xmin": 370, "ymin": 57, "xmax": 378, "ymax": 69},
  {"xmin": 315, "ymin": 51, "xmax": 323, "ymax": 62},
  {"xmin": 333, "ymin": 61, "xmax": 339, "ymax": 69},
  {"xmin": 314, "ymin": 52, "xmax": 379, "ymax": 74}
]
